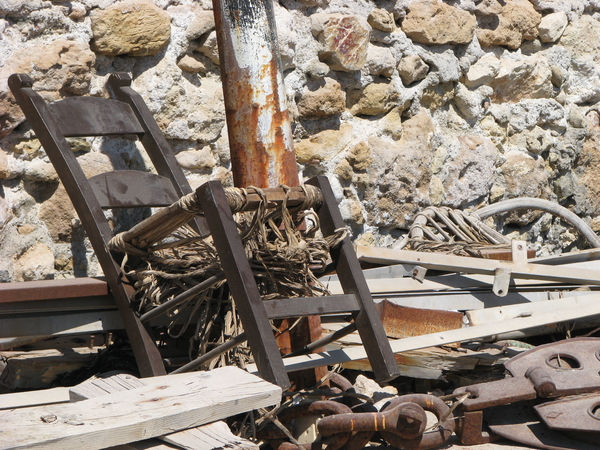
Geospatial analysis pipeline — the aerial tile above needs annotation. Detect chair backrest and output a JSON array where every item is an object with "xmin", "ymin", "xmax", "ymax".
[{"xmin": 8, "ymin": 72, "xmax": 206, "ymax": 377}]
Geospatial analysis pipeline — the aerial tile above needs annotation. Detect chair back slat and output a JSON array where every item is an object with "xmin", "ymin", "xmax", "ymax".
[
  {"xmin": 48, "ymin": 97, "xmax": 145, "ymax": 137},
  {"xmin": 89, "ymin": 171, "xmax": 180, "ymax": 208}
]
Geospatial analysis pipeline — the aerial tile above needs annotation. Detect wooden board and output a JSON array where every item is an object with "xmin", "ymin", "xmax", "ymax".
[
  {"xmin": 251, "ymin": 292, "xmax": 600, "ymax": 374},
  {"xmin": 162, "ymin": 422, "xmax": 257, "ymax": 450},
  {"xmin": 107, "ymin": 441, "xmax": 178, "ymax": 450},
  {"xmin": 0, "ymin": 387, "xmax": 70, "ymax": 410},
  {"xmin": 356, "ymin": 245, "xmax": 600, "ymax": 286},
  {"xmin": 0, "ymin": 366, "xmax": 281, "ymax": 450},
  {"xmin": 320, "ymin": 322, "xmax": 517, "ymax": 380},
  {"xmin": 464, "ymin": 292, "xmax": 600, "ymax": 340},
  {"xmin": 0, "ymin": 278, "xmax": 108, "ymax": 303},
  {"xmin": 71, "ymin": 372, "xmax": 259, "ymax": 450},
  {"xmin": 0, "ymin": 310, "xmax": 123, "ymax": 338}
]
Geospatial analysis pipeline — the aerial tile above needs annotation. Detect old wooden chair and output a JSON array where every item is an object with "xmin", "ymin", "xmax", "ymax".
[
  {"xmin": 189, "ymin": 177, "xmax": 402, "ymax": 387},
  {"xmin": 10, "ymin": 73, "xmax": 401, "ymax": 388},
  {"xmin": 9, "ymin": 72, "xmax": 207, "ymax": 377}
]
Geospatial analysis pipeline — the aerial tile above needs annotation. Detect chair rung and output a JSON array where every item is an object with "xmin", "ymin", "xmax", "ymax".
[{"xmin": 263, "ymin": 294, "xmax": 359, "ymax": 319}]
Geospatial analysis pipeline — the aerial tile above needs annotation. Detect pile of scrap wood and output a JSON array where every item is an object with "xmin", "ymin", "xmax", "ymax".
[
  {"xmin": 3, "ymin": 239, "xmax": 600, "ymax": 449},
  {"xmin": 302, "ymin": 240, "xmax": 600, "ymax": 377}
]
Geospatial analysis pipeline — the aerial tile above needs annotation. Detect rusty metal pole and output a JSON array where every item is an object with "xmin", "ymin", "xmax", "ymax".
[
  {"xmin": 213, "ymin": 0, "xmax": 325, "ymax": 388},
  {"xmin": 212, "ymin": 0, "xmax": 298, "ymax": 189}
]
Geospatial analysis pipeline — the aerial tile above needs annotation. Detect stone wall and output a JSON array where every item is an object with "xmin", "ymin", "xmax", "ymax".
[{"xmin": 2, "ymin": 0, "xmax": 600, "ymax": 281}]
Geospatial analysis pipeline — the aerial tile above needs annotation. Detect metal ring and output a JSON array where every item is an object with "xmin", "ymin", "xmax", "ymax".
[{"xmin": 380, "ymin": 394, "xmax": 455, "ymax": 450}]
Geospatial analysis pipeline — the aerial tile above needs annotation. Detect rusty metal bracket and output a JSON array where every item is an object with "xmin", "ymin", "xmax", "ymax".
[
  {"xmin": 452, "ymin": 338, "xmax": 600, "ymax": 448},
  {"xmin": 454, "ymin": 338, "xmax": 600, "ymax": 411},
  {"xmin": 535, "ymin": 393, "xmax": 600, "ymax": 434}
]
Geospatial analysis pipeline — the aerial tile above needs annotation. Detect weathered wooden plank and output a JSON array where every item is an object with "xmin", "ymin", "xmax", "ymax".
[
  {"xmin": 0, "ymin": 387, "xmax": 70, "ymax": 410},
  {"xmin": 251, "ymin": 292, "xmax": 600, "ymax": 374},
  {"xmin": 322, "ymin": 273, "xmax": 562, "ymax": 296},
  {"xmin": 106, "ymin": 440, "xmax": 178, "ymax": 450},
  {"xmin": 323, "ymin": 273, "xmax": 599, "ymax": 311},
  {"xmin": 72, "ymin": 372, "xmax": 259, "ymax": 450},
  {"xmin": 320, "ymin": 322, "xmax": 518, "ymax": 380},
  {"xmin": 162, "ymin": 422, "xmax": 258, "ymax": 450},
  {"xmin": 0, "ymin": 310, "xmax": 123, "ymax": 338},
  {"xmin": 465, "ymin": 292, "xmax": 600, "ymax": 340},
  {"xmin": 531, "ymin": 248, "xmax": 600, "ymax": 265},
  {"xmin": 0, "ymin": 367, "xmax": 281, "ymax": 450},
  {"xmin": 355, "ymin": 245, "xmax": 600, "ymax": 285}
]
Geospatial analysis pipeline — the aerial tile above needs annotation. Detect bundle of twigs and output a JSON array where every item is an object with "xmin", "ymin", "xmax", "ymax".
[{"xmin": 109, "ymin": 185, "xmax": 347, "ymax": 370}]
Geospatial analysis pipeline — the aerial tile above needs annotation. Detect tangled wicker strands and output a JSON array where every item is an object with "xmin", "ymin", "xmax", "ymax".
[{"xmin": 110, "ymin": 184, "xmax": 348, "ymax": 369}]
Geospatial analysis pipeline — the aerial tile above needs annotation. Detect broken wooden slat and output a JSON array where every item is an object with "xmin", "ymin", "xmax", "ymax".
[
  {"xmin": 0, "ymin": 366, "xmax": 281, "ymax": 450},
  {"xmin": 162, "ymin": 422, "xmax": 258, "ymax": 450},
  {"xmin": 320, "ymin": 322, "xmax": 517, "ymax": 380},
  {"xmin": 356, "ymin": 245, "xmax": 600, "ymax": 286},
  {"xmin": 106, "ymin": 441, "xmax": 178, "ymax": 450},
  {"xmin": 253, "ymin": 292, "xmax": 600, "ymax": 373},
  {"xmin": 69, "ymin": 372, "xmax": 145, "ymax": 402},
  {"xmin": 70, "ymin": 372, "xmax": 259, "ymax": 450}
]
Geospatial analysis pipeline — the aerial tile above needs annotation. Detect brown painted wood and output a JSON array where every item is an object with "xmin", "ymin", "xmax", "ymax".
[
  {"xmin": 89, "ymin": 171, "xmax": 180, "ymax": 208},
  {"xmin": 48, "ymin": 97, "xmax": 145, "ymax": 137},
  {"xmin": 107, "ymin": 73, "xmax": 210, "ymax": 237},
  {"xmin": 0, "ymin": 278, "xmax": 108, "ymax": 303},
  {"xmin": 0, "ymin": 296, "xmax": 115, "ymax": 314},
  {"xmin": 263, "ymin": 294, "xmax": 359, "ymax": 319},
  {"xmin": 9, "ymin": 73, "xmax": 166, "ymax": 377},
  {"xmin": 197, "ymin": 180, "xmax": 290, "ymax": 389},
  {"xmin": 306, "ymin": 176, "xmax": 401, "ymax": 384}
]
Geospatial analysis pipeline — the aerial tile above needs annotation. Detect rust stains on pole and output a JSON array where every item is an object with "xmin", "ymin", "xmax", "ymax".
[
  {"xmin": 213, "ymin": 0, "xmax": 298, "ymax": 188},
  {"xmin": 212, "ymin": 0, "xmax": 325, "ymax": 388}
]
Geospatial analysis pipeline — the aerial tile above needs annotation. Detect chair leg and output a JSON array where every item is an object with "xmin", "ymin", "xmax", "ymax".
[
  {"xmin": 110, "ymin": 272, "xmax": 167, "ymax": 377},
  {"xmin": 306, "ymin": 176, "xmax": 401, "ymax": 383},
  {"xmin": 197, "ymin": 181, "xmax": 291, "ymax": 389}
]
